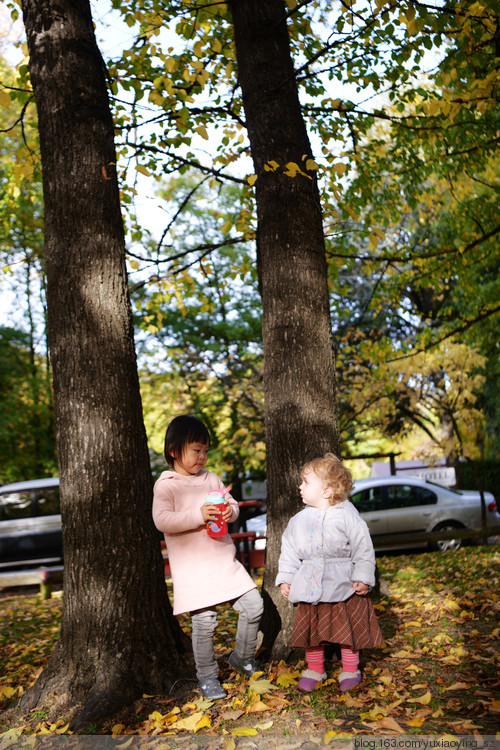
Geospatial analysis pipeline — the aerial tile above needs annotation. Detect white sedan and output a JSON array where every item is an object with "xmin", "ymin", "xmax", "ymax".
[{"xmin": 246, "ymin": 476, "xmax": 500, "ymax": 553}]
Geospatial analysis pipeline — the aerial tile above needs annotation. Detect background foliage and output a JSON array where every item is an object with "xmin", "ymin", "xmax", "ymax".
[{"xmin": 0, "ymin": 0, "xmax": 498, "ymax": 484}]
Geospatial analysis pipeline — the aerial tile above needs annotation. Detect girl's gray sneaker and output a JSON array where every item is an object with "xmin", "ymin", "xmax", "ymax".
[
  {"xmin": 198, "ymin": 677, "xmax": 227, "ymax": 700},
  {"xmin": 228, "ymin": 650, "xmax": 259, "ymax": 677}
]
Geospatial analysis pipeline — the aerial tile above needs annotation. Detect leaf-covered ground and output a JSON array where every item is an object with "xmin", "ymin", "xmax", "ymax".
[{"xmin": 1, "ymin": 545, "xmax": 499, "ymax": 742}]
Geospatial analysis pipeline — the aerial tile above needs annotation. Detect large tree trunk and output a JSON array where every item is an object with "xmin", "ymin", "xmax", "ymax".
[
  {"xmin": 231, "ymin": 0, "xmax": 339, "ymax": 659},
  {"xmin": 19, "ymin": 0, "xmax": 192, "ymax": 729}
]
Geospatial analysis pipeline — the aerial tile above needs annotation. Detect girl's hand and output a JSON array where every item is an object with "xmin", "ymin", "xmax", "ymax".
[
  {"xmin": 280, "ymin": 583, "xmax": 291, "ymax": 599},
  {"xmin": 352, "ymin": 581, "xmax": 369, "ymax": 595},
  {"xmin": 221, "ymin": 503, "xmax": 232, "ymax": 521},
  {"xmin": 201, "ymin": 503, "xmax": 219, "ymax": 522}
]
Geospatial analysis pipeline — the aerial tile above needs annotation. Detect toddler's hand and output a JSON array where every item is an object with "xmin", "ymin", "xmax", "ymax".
[
  {"xmin": 280, "ymin": 583, "xmax": 291, "ymax": 599},
  {"xmin": 352, "ymin": 581, "xmax": 369, "ymax": 595}
]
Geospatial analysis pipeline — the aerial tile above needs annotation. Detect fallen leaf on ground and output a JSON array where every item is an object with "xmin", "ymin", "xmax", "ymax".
[
  {"xmin": 378, "ymin": 717, "xmax": 405, "ymax": 733},
  {"xmin": 246, "ymin": 700, "xmax": 270, "ymax": 713},
  {"xmin": 444, "ymin": 682, "xmax": 470, "ymax": 691},
  {"xmin": 407, "ymin": 691, "xmax": 432, "ymax": 705},
  {"xmin": 220, "ymin": 709, "xmax": 245, "ymax": 721},
  {"xmin": 248, "ymin": 679, "xmax": 277, "ymax": 695},
  {"xmin": 276, "ymin": 672, "xmax": 299, "ymax": 687},
  {"xmin": 254, "ymin": 721, "xmax": 273, "ymax": 730},
  {"xmin": 406, "ymin": 717, "xmax": 426, "ymax": 727}
]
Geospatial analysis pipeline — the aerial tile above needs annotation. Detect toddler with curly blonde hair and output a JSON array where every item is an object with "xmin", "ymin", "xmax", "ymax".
[{"xmin": 276, "ymin": 453, "xmax": 382, "ymax": 692}]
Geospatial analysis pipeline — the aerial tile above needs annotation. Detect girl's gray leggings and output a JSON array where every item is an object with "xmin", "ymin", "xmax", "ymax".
[{"xmin": 191, "ymin": 587, "xmax": 264, "ymax": 682}]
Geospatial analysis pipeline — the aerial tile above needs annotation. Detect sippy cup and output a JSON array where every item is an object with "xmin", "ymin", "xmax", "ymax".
[{"xmin": 205, "ymin": 487, "xmax": 231, "ymax": 537}]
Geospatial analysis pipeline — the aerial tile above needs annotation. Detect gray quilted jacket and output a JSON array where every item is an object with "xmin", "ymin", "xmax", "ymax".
[{"xmin": 275, "ymin": 501, "xmax": 376, "ymax": 604}]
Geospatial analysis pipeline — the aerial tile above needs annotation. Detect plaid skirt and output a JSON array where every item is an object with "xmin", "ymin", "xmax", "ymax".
[{"xmin": 290, "ymin": 595, "xmax": 383, "ymax": 650}]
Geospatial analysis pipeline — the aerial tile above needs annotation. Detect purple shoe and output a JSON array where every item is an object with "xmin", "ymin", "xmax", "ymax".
[
  {"xmin": 339, "ymin": 670, "xmax": 361, "ymax": 691},
  {"xmin": 297, "ymin": 669, "xmax": 327, "ymax": 692}
]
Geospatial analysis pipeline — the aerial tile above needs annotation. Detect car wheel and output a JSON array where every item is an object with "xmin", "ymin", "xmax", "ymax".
[{"xmin": 429, "ymin": 522, "xmax": 465, "ymax": 552}]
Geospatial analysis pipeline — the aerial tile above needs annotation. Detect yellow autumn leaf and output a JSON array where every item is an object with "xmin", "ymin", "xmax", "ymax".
[
  {"xmin": 254, "ymin": 720, "xmax": 274, "ymax": 730},
  {"xmin": 112, "ymin": 724, "xmax": 126, "ymax": 735},
  {"xmin": 344, "ymin": 205, "xmax": 359, "ymax": 221},
  {"xmin": 0, "ymin": 90, "xmax": 11, "ymax": 109},
  {"xmin": 195, "ymin": 125, "xmax": 209, "ymax": 140},
  {"xmin": 360, "ymin": 704, "xmax": 387, "ymax": 721},
  {"xmin": 247, "ymin": 679, "xmax": 277, "ymax": 695},
  {"xmin": 432, "ymin": 633, "xmax": 452, "ymax": 644},
  {"xmin": 406, "ymin": 717, "xmax": 426, "ymax": 727},
  {"xmin": 379, "ymin": 717, "xmax": 405, "ymax": 733},
  {"xmin": 404, "ymin": 621, "xmax": 422, "ymax": 628},
  {"xmin": 175, "ymin": 711, "xmax": 206, "ymax": 732},
  {"xmin": 246, "ymin": 174, "xmax": 258, "ymax": 186},
  {"xmin": 194, "ymin": 714, "xmax": 212, "ymax": 732},
  {"xmin": 0, "ymin": 686, "xmax": 17, "ymax": 699},
  {"xmin": 246, "ymin": 700, "xmax": 270, "ymax": 713},
  {"xmin": 223, "ymin": 739, "xmax": 236, "ymax": 750},
  {"xmin": 377, "ymin": 675, "xmax": 393, "ymax": 685},
  {"xmin": 283, "ymin": 162, "xmax": 310, "ymax": 179},
  {"xmin": 333, "ymin": 163, "xmax": 348, "ymax": 174},
  {"xmin": 408, "ymin": 691, "xmax": 432, "ymax": 705},
  {"xmin": 264, "ymin": 160, "xmax": 279, "ymax": 172},
  {"xmin": 50, "ymin": 720, "xmax": 70, "ymax": 734},
  {"xmin": 305, "ymin": 158, "xmax": 320, "ymax": 171},
  {"xmin": 135, "ymin": 164, "xmax": 152, "ymax": 177},
  {"xmin": 115, "ymin": 739, "xmax": 135, "ymax": 748},
  {"xmin": 324, "ymin": 731, "xmax": 337, "ymax": 744},
  {"xmin": 276, "ymin": 672, "xmax": 299, "ymax": 687},
  {"xmin": 405, "ymin": 664, "xmax": 423, "ymax": 673},
  {"xmin": 231, "ymin": 727, "xmax": 258, "ymax": 736},
  {"xmin": 405, "ymin": 17, "xmax": 418, "ymax": 34},
  {"xmin": 445, "ymin": 682, "xmax": 470, "ymax": 691},
  {"xmin": 344, "ymin": 692, "xmax": 364, "ymax": 708}
]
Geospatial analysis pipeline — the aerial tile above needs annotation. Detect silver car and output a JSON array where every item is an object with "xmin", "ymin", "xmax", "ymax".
[
  {"xmin": 0, "ymin": 478, "xmax": 62, "ymax": 570},
  {"xmin": 350, "ymin": 476, "xmax": 499, "ymax": 551},
  {"xmin": 246, "ymin": 476, "xmax": 499, "ymax": 553}
]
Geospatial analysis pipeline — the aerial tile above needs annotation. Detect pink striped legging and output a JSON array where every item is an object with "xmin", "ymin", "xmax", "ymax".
[{"xmin": 305, "ymin": 645, "xmax": 359, "ymax": 674}]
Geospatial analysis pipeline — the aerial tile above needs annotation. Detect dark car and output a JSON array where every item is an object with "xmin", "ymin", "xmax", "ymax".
[{"xmin": 0, "ymin": 478, "xmax": 62, "ymax": 570}]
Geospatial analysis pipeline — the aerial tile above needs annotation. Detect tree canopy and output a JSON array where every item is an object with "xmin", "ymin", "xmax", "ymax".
[{"xmin": 2, "ymin": 0, "xmax": 498, "ymax": 469}]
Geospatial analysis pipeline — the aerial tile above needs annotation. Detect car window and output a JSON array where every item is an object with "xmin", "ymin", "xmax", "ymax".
[
  {"xmin": 36, "ymin": 488, "xmax": 60, "ymax": 516},
  {"xmin": 386, "ymin": 484, "xmax": 437, "ymax": 509},
  {"xmin": 351, "ymin": 486, "xmax": 385, "ymax": 513},
  {"xmin": 0, "ymin": 491, "xmax": 33, "ymax": 521}
]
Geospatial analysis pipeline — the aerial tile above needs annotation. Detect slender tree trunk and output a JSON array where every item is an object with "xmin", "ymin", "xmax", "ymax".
[
  {"xmin": 19, "ymin": 0, "xmax": 192, "ymax": 729},
  {"xmin": 231, "ymin": 0, "xmax": 339, "ymax": 658}
]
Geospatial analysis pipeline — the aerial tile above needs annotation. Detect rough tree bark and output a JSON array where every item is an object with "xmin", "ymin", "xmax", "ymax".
[
  {"xmin": 18, "ymin": 0, "xmax": 192, "ymax": 729},
  {"xmin": 231, "ymin": 0, "xmax": 339, "ymax": 658}
]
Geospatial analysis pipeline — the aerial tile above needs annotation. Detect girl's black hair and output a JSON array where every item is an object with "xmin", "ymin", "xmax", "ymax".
[{"xmin": 164, "ymin": 415, "xmax": 210, "ymax": 468}]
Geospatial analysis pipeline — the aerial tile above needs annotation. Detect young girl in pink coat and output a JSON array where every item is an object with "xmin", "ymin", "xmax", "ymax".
[
  {"xmin": 276, "ymin": 453, "xmax": 382, "ymax": 692},
  {"xmin": 153, "ymin": 415, "xmax": 263, "ymax": 700}
]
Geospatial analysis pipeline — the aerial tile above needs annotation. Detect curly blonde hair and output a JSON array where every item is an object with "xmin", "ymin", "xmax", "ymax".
[{"xmin": 301, "ymin": 453, "xmax": 353, "ymax": 505}]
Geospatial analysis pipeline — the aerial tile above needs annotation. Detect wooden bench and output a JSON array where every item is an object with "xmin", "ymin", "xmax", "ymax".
[{"xmin": 0, "ymin": 566, "xmax": 64, "ymax": 600}]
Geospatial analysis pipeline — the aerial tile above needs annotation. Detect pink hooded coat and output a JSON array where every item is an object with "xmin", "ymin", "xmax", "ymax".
[{"xmin": 152, "ymin": 469, "xmax": 256, "ymax": 615}]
